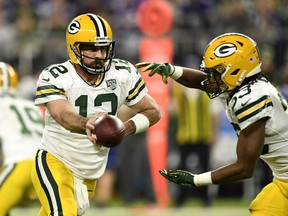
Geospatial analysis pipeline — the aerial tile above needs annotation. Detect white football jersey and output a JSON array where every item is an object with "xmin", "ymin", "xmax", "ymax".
[
  {"xmin": 34, "ymin": 59, "xmax": 148, "ymax": 179},
  {"xmin": 220, "ymin": 76, "xmax": 288, "ymax": 180},
  {"xmin": 0, "ymin": 95, "xmax": 43, "ymax": 165}
]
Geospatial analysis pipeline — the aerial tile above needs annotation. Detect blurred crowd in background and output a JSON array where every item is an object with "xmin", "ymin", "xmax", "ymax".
[
  {"xmin": 1, "ymin": 0, "xmax": 288, "ymax": 85},
  {"xmin": 1, "ymin": 0, "xmax": 288, "ymax": 209}
]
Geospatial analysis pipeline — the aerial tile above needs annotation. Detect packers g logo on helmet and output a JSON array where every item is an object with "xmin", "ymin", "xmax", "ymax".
[
  {"xmin": 214, "ymin": 43, "xmax": 237, "ymax": 57},
  {"xmin": 0, "ymin": 62, "xmax": 18, "ymax": 95},
  {"xmin": 201, "ymin": 33, "xmax": 262, "ymax": 98},
  {"xmin": 67, "ymin": 20, "xmax": 80, "ymax": 34},
  {"xmin": 66, "ymin": 13, "xmax": 115, "ymax": 74}
]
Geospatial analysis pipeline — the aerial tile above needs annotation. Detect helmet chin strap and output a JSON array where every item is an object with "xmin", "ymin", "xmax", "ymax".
[
  {"xmin": 236, "ymin": 70, "xmax": 247, "ymax": 86},
  {"xmin": 74, "ymin": 49, "xmax": 105, "ymax": 75},
  {"xmin": 221, "ymin": 64, "xmax": 232, "ymax": 79},
  {"xmin": 79, "ymin": 63, "xmax": 103, "ymax": 75}
]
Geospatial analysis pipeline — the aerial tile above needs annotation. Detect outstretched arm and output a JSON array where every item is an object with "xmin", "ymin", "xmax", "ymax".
[
  {"xmin": 160, "ymin": 118, "xmax": 267, "ymax": 187},
  {"xmin": 176, "ymin": 67, "xmax": 207, "ymax": 90},
  {"xmin": 135, "ymin": 62, "xmax": 207, "ymax": 90}
]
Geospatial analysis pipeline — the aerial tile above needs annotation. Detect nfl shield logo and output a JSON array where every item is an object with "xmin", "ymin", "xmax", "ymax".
[{"xmin": 106, "ymin": 79, "xmax": 117, "ymax": 90}]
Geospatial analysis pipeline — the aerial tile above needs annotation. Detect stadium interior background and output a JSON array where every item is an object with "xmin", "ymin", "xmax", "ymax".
[{"xmin": 1, "ymin": 0, "xmax": 287, "ymax": 208}]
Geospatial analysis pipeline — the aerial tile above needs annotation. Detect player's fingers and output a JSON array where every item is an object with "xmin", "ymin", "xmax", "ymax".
[
  {"xmin": 165, "ymin": 170, "xmax": 180, "ymax": 178},
  {"xmin": 142, "ymin": 64, "xmax": 156, "ymax": 72},
  {"xmin": 148, "ymin": 64, "xmax": 162, "ymax": 76},
  {"xmin": 86, "ymin": 121, "xmax": 95, "ymax": 130},
  {"xmin": 85, "ymin": 121, "xmax": 95, "ymax": 144},
  {"xmin": 135, "ymin": 62, "xmax": 151, "ymax": 69},
  {"xmin": 159, "ymin": 169, "xmax": 169, "ymax": 178},
  {"xmin": 88, "ymin": 112, "xmax": 108, "ymax": 126},
  {"xmin": 162, "ymin": 75, "xmax": 168, "ymax": 84},
  {"xmin": 86, "ymin": 130, "xmax": 96, "ymax": 144},
  {"xmin": 137, "ymin": 63, "xmax": 160, "ymax": 73},
  {"xmin": 136, "ymin": 63, "xmax": 153, "ymax": 72}
]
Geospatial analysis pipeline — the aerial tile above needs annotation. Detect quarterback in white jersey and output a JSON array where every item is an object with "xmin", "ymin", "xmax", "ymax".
[
  {"xmin": 31, "ymin": 13, "xmax": 160, "ymax": 216},
  {"xmin": 34, "ymin": 59, "xmax": 147, "ymax": 180},
  {"xmin": 136, "ymin": 33, "xmax": 288, "ymax": 215},
  {"xmin": 0, "ymin": 62, "xmax": 43, "ymax": 215}
]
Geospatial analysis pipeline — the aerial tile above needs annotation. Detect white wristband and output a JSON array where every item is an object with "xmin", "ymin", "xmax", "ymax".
[
  {"xmin": 130, "ymin": 113, "xmax": 150, "ymax": 134},
  {"xmin": 194, "ymin": 171, "xmax": 213, "ymax": 186},
  {"xmin": 170, "ymin": 66, "xmax": 183, "ymax": 80}
]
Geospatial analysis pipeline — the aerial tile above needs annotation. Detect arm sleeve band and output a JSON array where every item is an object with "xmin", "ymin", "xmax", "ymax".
[
  {"xmin": 194, "ymin": 171, "xmax": 213, "ymax": 186},
  {"xmin": 130, "ymin": 113, "xmax": 150, "ymax": 134},
  {"xmin": 170, "ymin": 66, "xmax": 183, "ymax": 80}
]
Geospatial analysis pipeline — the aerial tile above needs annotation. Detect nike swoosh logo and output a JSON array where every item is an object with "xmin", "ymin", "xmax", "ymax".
[
  {"xmin": 241, "ymin": 98, "xmax": 251, "ymax": 106},
  {"xmin": 42, "ymin": 78, "xmax": 50, "ymax": 82}
]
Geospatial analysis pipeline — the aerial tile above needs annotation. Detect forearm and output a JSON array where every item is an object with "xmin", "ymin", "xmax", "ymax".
[
  {"xmin": 124, "ymin": 97, "xmax": 161, "ymax": 136},
  {"xmin": 124, "ymin": 120, "xmax": 136, "ymax": 136},
  {"xmin": 211, "ymin": 119, "xmax": 267, "ymax": 184},
  {"xmin": 56, "ymin": 110, "xmax": 88, "ymax": 134},
  {"xmin": 212, "ymin": 162, "xmax": 255, "ymax": 184},
  {"xmin": 46, "ymin": 100, "xmax": 88, "ymax": 134},
  {"xmin": 194, "ymin": 161, "xmax": 255, "ymax": 186},
  {"xmin": 174, "ymin": 67, "xmax": 207, "ymax": 90},
  {"xmin": 124, "ymin": 109, "xmax": 160, "ymax": 136}
]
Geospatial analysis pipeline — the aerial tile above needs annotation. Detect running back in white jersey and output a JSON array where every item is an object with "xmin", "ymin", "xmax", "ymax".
[
  {"xmin": 34, "ymin": 59, "xmax": 148, "ymax": 179},
  {"xmin": 0, "ymin": 95, "xmax": 43, "ymax": 165},
  {"xmin": 221, "ymin": 75, "xmax": 288, "ymax": 180}
]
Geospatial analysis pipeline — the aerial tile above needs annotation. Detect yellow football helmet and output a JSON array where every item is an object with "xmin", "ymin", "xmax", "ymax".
[
  {"xmin": 0, "ymin": 62, "xmax": 18, "ymax": 95},
  {"xmin": 66, "ymin": 13, "xmax": 115, "ymax": 74},
  {"xmin": 201, "ymin": 33, "xmax": 262, "ymax": 98}
]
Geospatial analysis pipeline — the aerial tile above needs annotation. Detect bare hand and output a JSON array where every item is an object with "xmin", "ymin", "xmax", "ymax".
[{"xmin": 85, "ymin": 112, "xmax": 108, "ymax": 145}]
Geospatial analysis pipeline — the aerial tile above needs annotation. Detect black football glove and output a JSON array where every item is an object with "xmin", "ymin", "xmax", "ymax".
[
  {"xmin": 159, "ymin": 169, "xmax": 196, "ymax": 187},
  {"xmin": 135, "ymin": 62, "xmax": 175, "ymax": 84}
]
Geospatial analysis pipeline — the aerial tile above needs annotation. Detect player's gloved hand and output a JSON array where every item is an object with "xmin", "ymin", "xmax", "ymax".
[
  {"xmin": 135, "ymin": 62, "xmax": 175, "ymax": 84},
  {"xmin": 159, "ymin": 169, "xmax": 196, "ymax": 187}
]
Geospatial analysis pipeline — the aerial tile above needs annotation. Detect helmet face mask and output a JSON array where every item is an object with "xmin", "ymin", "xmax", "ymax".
[
  {"xmin": 72, "ymin": 42, "xmax": 115, "ymax": 74},
  {"xmin": 201, "ymin": 33, "xmax": 262, "ymax": 98},
  {"xmin": 0, "ymin": 62, "xmax": 18, "ymax": 96},
  {"xmin": 201, "ymin": 66, "xmax": 228, "ymax": 99},
  {"xmin": 66, "ymin": 13, "xmax": 115, "ymax": 74}
]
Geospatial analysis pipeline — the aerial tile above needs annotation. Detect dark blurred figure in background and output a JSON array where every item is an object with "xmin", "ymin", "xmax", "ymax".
[
  {"xmin": 94, "ymin": 148, "xmax": 120, "ymax": 208},
  {"xmin": 117, "ymin": 105, "xmax": 155, "ymax": 206},
  {"xmin": 170, "ymin": 84, "xmax": 216, "ymax": 207}
]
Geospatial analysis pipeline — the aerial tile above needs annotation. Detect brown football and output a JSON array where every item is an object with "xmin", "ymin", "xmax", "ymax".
[{"xmin": 92, "ymin": 115, "xmax": 125, "ymax": 148}]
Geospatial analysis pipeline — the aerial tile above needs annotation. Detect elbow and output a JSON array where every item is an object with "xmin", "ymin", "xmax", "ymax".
[
  {"xmin": 237, "ymin": 164, "xmax": 255, "ymax": 179},
  {"xmin": 155, "ymin": 108, "xmax": 161, "ymax": 123},
  {"xmin": 149, "ymin": 106, "xmax": 161, "ymax": 126},
  {"xmin": 155, "ymin": 107, "xmax": 161, "ymax": 124},
  {"xmin": 241, "ymin": 170, "xmax": 254, "ymax": 179}
]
